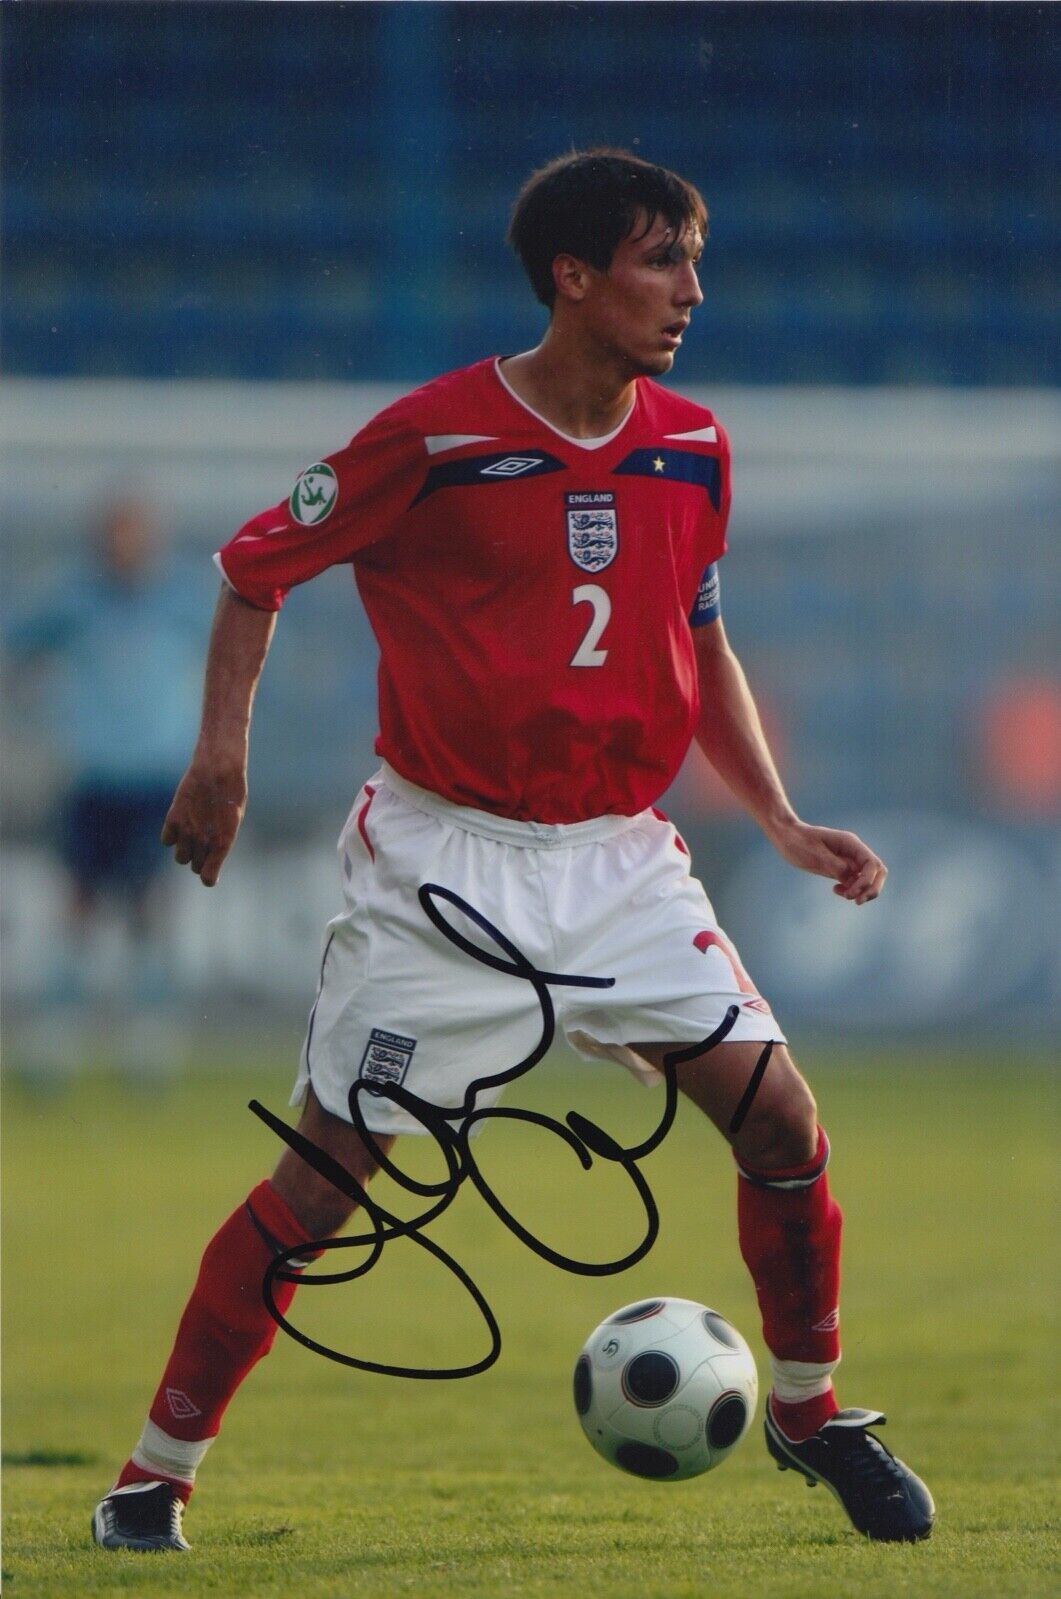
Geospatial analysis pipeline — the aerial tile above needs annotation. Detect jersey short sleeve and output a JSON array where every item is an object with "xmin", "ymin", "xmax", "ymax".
[
  {"xmin": 683, "ymin": 417, "xmax": 730, "ymax": 628},
  {"xmin": 215, "ymin": 410, "xmax": 427, "ymax": 611},
  {"xmin": 713, "ymin": 419, "xmax": 733, "ymax": 560}
]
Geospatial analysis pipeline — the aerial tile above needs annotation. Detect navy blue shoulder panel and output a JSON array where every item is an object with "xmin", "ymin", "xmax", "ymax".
[
  {"xmin": 410, "ymin": 451, "xmax": 567, "ymax": 508},
  {"xmin": 612, "ymin": 448, "xmax": 721, "ymax": 510}
]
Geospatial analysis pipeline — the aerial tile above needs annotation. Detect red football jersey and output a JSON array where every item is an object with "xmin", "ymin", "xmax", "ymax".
[{"xmin": 216, "ymin": 357, "xmax": 731, "ymax": 822}]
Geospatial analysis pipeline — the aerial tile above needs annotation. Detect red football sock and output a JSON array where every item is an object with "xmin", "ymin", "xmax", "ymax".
[
  {"xmin": 113, "ymin": 1458, "xmax": 196, "ymax": 1505},
  {"xmin": 769, "ymin": 1388, "xmax": 839, "ymax": 1441},
  {"xmin": 736, "ymin": 1126, "xmax": 843, "ymax": 1441},
  {"xmin": 114, "ymin": 1179, "xmax": 319, "ymax": 1498}
]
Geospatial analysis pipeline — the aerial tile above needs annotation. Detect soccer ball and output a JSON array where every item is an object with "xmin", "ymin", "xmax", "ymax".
[{"xmin": 573, "ymin": 1297, "xmax": 758, "ymax": 1481}]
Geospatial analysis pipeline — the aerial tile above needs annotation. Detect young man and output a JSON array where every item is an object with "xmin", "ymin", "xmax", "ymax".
[{"xmin": 93, "ymin": 150, "xmax": 933, "ymax": 1551}]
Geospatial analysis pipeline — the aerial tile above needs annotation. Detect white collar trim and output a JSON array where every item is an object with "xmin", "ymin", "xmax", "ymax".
[{"xmin": 493, "ymin": 358, "xmax": 636, "ymax": 451}]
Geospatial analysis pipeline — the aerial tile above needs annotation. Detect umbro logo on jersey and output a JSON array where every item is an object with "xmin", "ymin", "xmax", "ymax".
[
  {"xmin": 289, "ymin": 462, "xmax": 338, "ymax": 526},
  {"xmin": 410, "ymin": 450, "xmax": 565, "ymax": 505},
  {"xmin": 479, "ymin": 456, "xmax": 544, "ymax": 477}
]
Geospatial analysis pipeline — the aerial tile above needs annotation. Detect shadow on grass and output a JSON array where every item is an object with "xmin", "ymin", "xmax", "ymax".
[{"xmin": 238, "ymin": 1526, "xmax": 296, "ymax": 1545}]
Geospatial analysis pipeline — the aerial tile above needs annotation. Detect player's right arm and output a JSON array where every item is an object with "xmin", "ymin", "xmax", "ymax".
[
  {"xmin": 165, "ymin": 407, "xmax": 426, "ymax": 886},
  {"xmin": 161, "ymin": 586, "xmax": 276, "ymax": 886}
]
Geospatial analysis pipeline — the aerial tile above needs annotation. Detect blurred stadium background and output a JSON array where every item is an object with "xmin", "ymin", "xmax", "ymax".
[{"xmin": 2, "ymin": 0, "xmax": 1058, "ymax": 1065}]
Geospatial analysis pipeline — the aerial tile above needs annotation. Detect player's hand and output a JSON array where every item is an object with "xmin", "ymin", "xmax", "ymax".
[
  {"xmin": 161, "ymin": 759, "xmax": 248, "ymax": 887},
  {"xmin": 767, "ymin": 819, "xmax": 887, "ymax": 905}
]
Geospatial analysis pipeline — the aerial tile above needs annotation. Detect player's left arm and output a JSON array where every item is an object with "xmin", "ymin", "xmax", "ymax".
[{"xmin": 692, "ymin": 616, "xmax": 886, "ymax": 904}]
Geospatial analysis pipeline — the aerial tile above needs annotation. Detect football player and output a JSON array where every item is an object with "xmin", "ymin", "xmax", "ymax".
[{"xmin": 93, "ymin": 150, "xmax": 932, "ymax": 1552}]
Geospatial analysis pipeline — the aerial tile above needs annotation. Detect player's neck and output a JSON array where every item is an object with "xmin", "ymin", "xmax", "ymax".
[{"xmin": 500, "ymin": 334, "xmax": 637, "ymax": 440}]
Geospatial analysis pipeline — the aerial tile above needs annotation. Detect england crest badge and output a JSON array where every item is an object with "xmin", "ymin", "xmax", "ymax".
[
  {"xmin": 359, "ymin": 1027, "xmax": 417, "ymax": 1089},
  {"xmin": 566, "ymin": 492, "xmax": 619, "ymax": 573}
]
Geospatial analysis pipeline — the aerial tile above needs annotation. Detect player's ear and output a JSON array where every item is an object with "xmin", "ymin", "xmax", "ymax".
[{"xmin": 552, "ymin": 253, "xmax": 592, "ymax": 304}]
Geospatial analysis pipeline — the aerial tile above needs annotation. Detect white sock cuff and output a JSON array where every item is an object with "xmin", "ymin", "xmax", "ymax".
[
  {"xmin": 770, "ymin": 1356, "xmax": 841, "ymax": 1403},
  {"xmin": 132, "ymin": 1418, "xmax": 216, "ymax": 1483}
]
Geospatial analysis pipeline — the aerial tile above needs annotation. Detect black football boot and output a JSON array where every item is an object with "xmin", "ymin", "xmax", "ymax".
[
  {"xmin": 765, "ymin": 1402, "xmax": 934, "ymax": 1542},
  {"xmin": 91, "ymin": 1480, "xmax": 190, "ymax": 1551}
]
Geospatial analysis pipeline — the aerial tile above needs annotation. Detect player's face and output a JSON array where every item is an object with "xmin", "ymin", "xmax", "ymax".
[{"xmin": 583, "ymin": 212, "xmax": 704, "ymax": 376}]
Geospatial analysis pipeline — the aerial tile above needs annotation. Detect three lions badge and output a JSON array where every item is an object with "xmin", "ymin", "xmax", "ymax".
[{"xmin": 566, "ymin": 492, "xmax": 618, "ymax": 573}]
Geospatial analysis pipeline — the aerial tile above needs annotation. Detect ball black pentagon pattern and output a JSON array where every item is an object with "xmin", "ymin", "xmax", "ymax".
[
  {"xmin": 701, "ymin": 1310, "xmax": 741, "ymax": 1349},
  {"xmin": 614, "ymin": 1441, "xmax": 679, "ymax": 1478},
  {"xmin": 622, "ymin": 1350, "xmax": 680, "ymax": 1407},
  {"xmin": 706, "ymin": 1392, "xmax": 748, "ymax": 1450},
  {"xmin": 608, "ymin": 1299, "xmax": 665, "ymax": 1324},
  {"xmin": 573, "ymin": 1354, "xmax": 592, "ymax": 1416}
]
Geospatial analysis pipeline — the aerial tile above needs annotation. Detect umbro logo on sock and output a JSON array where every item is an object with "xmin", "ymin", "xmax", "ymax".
[
  {"xmin": 165, "ymin": 1388, "xmax": 202, "ymax": 1420},
  {"xmin": 811, "ymin": 1308, "xmax": 840, "ymax": 1332}
]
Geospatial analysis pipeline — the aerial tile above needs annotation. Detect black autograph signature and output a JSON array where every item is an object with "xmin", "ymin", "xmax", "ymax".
[{"xmin": 250, "ymin": 882, "xmax": 768, "ymax": 1380}]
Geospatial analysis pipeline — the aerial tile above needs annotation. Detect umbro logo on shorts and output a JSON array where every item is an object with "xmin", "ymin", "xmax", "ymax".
[{"xmin": 360, "ymin": 1027, "xmax": 417, "ymax": 1089}]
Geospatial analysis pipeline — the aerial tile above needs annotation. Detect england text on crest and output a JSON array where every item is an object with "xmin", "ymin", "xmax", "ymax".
[{"xmin": 565, "ymin": 491, "xmax": 619, "ymax": 573}]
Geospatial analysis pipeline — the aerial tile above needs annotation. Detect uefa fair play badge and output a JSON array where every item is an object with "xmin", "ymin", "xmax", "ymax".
[{"xmin": 289, "ymin": 462, "xmax": 338, "ymax": 526}]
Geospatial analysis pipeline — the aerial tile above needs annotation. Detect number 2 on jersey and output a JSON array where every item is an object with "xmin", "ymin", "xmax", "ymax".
[{"xmin": 570, "ymin": 584, "xmax": 611, "ymax": 667}]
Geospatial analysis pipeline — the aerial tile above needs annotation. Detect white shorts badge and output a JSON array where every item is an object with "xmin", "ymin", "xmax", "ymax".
[
  {"xmin": 566, "ymin": 492, "xmax": 619, "ymax": 573},
  {"xmin": 359, "ymin": 1027, "xmax": 417, "ymax": 1090},
  {"xmin": 290, "ymin": 462, "xmax": 338, "ymax": 526}
]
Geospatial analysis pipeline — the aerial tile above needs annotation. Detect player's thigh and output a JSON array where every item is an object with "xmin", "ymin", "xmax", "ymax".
[
  {"xmin": 296, "ymin": 773, "xmax": 565, "ymax": 1136},
  {"xmin": 633, "ymin": 1039, "xmax": 817, "ymax": 1167},
  {"xmin": 271, "ymin": 1085, "xmax": 397, "ymax": 1236}
]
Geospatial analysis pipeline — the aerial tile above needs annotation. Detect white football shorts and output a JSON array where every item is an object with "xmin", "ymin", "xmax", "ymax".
[{"xmin": 291, "ymin": 763, "xmax": 786, "ymax": 1136}]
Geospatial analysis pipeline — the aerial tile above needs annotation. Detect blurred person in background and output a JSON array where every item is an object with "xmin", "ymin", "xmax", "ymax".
[{"xmin": 4, "ymin": 494, "xmax": 206, "ymax": 1084}]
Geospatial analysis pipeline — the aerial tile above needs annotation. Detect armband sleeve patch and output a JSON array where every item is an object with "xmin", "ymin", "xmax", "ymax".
[{"xmin": 689, "ymin": 562, "xmax": 721, "ymax": 626}]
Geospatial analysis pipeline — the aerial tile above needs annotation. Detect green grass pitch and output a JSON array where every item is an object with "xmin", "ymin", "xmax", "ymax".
[{"xmin": 3, "ymin": 1047, "xmax": 1058, "ymax": 1597}]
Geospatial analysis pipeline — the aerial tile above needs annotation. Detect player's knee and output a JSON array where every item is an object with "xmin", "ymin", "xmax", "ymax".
[
  {"xmin": 267, "ymin": 1157, "xmax": 359, "ymax": 1238},
  {"xmin": 733, "ymin": 1066, "xmax": 818, "ymax": 1170},
  {"xmin": 271, "ymin": 1131, "xmax": 393, "ymax": 1238}
]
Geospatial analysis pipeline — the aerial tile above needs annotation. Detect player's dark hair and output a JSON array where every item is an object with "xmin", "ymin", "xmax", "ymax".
[{"xmin": 508, "ymin": 148, "xmax": 708, "ymax": 309}]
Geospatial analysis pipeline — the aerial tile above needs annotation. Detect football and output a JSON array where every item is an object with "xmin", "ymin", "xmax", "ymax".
[{"xmin": 573, "ymin": 1297, "xmax": 758, "ymax": 1480}]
